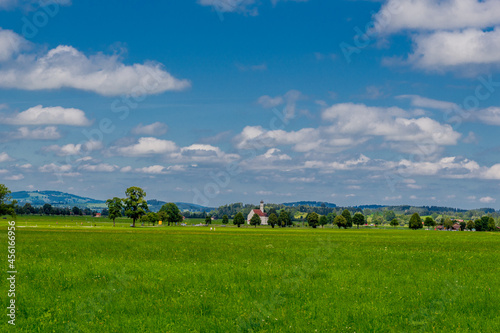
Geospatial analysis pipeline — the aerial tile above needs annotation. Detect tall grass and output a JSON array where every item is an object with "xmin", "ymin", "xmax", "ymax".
[{"xmin": 1, "ymin": 219, "xmax": 499, "ymax": 332}]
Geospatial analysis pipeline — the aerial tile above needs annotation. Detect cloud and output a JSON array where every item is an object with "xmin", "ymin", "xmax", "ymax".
[
  {"xmin": 115, "ymin": 137, "xmax": 178, "ymax": 156},
  {"xmin": 0, "ymin": 152, "xmax": 12, "ymax": 162},
  {"xmin": 0, "ymin": 0, "xmax": 71, "ymax": 11},
  {"xmin": 374, "ymin": 1, "xmax": 500, "ymax": 72},
  {"xmin": 481, "ymin": 164, "xmax": 500, "ymax": 180},
  {"xmin": 18, "ymin": 163, "xmax": 32, "ymax": 169},
  {"xmin": 257, "ymin": 95, "xmax": 284, "ymax": 108},
  {"xmin": 120, "ymin": 164, "xmax": 186, "ymax": 174},
  {"xmin": 408, "ymin": 28, "xmax": 500, "ymax": 70},
  {"xmin": 476, "ymin": 107, "xmax": 500, "ymax": 125},
  {"xmin": 395, "ymin": 156, "xmax": 481, "ymax": 177},
  {"xmin": 0, "ymin": 32, "xmax": 190, "ymax": 96},
  {"xmin": 257, "ymin": 89, "xmax": 303, "ymax": 120},
  {"xmin": 236, "ymin": 102, "xmax": 461, "ymax": 155},
  {"xmin": 171, "ymin": 144, "xmax": 240, "ymax": 163},
  {"xmin": 197, "ymin": 0, "xmax": 258, "ymax": 14},
  {"xmin": 44, "ymin": 140, "xmax": 102, "ymax": 156},
  {"xmin": 397, "ymin": 95, "xmax": 458, "ymax": 111},
  {"xmin": 132, "ymin": 122, "xmax": 168, "ymax": 136},
  {"xmin": 322, "ymin": 103, "xmax": 461, "ymax": 146},
  {"xmin": 5, "ymin": 173, "xmax": 23, "ymax": 180},
  {"xmin": 78, "ymin": 163, "xmax": 118, "ymax": 172},
  {"xmin": 235, "ymin": 125, "xmax": 322, "ymax": 152},
  {"xmin": 374, "ymin": 0, "xmax": 500, "ymax": 33},
  {"xmin": 15, "ymin": 126, "xmax": 61, "ymax": 140},
  {"xmin": 0, "ymin": 29, "xmax": 30, "ymax": 61},
  {"xmin": 239, "ymin": 148, "xmax": 292, "ymax": 171},
  {"xmin": 39, "ymin": 163, "xmax": 72, "ymax": 173},
  {"xmin": 3, "ymin": 105, "xmax": 91, "ymax": 126},
  {"xmin": 480, "ymin": 196, "xmax": 496, "ymax": 204}
]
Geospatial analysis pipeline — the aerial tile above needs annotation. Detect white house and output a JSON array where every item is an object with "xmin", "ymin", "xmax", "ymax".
[{"xmin": 247, "ymin": 200, "xmax": 268, "ymax": 225}]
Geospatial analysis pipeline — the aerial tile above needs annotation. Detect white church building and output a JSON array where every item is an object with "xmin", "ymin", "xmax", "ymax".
[{"xmin": 247, "ymin": 200, "xmax": 269, "ymax": 225}]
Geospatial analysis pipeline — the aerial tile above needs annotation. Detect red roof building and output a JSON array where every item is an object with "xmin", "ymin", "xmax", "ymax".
[{"xmin": 247, "ymin": 201, "xmax": 269, "ymax": 225}]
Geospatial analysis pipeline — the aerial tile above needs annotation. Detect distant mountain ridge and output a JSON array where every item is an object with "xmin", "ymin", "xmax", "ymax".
[
  {"xmin": 11, "ymin": 190, "xmax": 214, "ymax": 212},
  {"xmin": 282, "ymin": 201, "xmax": 337, "ymax": 208}
]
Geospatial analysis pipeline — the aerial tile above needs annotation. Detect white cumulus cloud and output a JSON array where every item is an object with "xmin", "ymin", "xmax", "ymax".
[
  {"xmin": 132, "ymin": 122, "xmax": 168, "ymax": 136},
  {"xmin": 115, "ymin": 137, "xmax": 178, "ymax": 156},
  {"xmin": 3, "ymin": 105, "xmax": 91, "ymax": 126},
  {"xmin": 0, "ymin": 32, "xmax": 190, "ymax": 96}
]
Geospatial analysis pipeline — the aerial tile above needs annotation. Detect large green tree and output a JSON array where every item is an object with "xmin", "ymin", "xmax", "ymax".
[
  {"xmin": 306, "ymin": 212, "xmax": 320, "ymax": 228},
  {"xmin": 278, "ymin": 210, "xmax": 291, "ymax": 227},
  {"xmin": 341, "ymin": 209, "xmax": 352, "ymax": 228},
  {"xmin": 326, "ymin": 212, "xmax": 336, "ymax": 225},
  {"xmin": 268, "ymin": 213, "xmax": 278, "ymax": 228},
  {"xmin": 334, "ymin": 215, "xmax": 348, "ymax": 229},
  {"xmin": 0, "ymin": 184, "xmax": 16, "ymax": 217},
  {"xmin": 222, "ymin": 215, "xmax": 229, "ymax": 225},
  {"xmin": 319, "ymin": 215, "xmax": 328, "ymax": 228},
  {"xmin": 159, "ymin": 203, "xmax": 183, "ymax": 226},
  {"xmin": 233, "ymin": 212, "xmax": 245, "ymax": 228},
  {"xmin": 487, "ymin": 217, "xmax": 496, "ymax": 231},
  {"xmin": 424, "ymin": 216, "xmax": 436, "ymax": 229},
  {"xmin": 106, "ymin": 197, "xmax": 123, "ymax": 227},
  {"xmin": 390, "ymin": 218, "xmax": 399, "ymax": 228},
  {"xmin": 474, "ymin": 216, "xmax": 493, "ymax": 231},
  {"xmin": 384, "ymin": 210, "xmax": 396, "ymax": 222},
  {"xmin": 205, "ymin": 215, "xmax": 212, "ymax": 225},
  {"xmin": 409, "ymin": 213, "xmax": 423, "ymax": 230},
  {"xmin": 353, "ymin": 212, "xmax": 365, "ymax": 229},
  {"xmin": 466, "ymin": 220, "xmax": 475, "ymax": 231},
  {"xmin": 124, "ymin": 186, "xmax": 148, "ymax": 227},
  {"xmin": 250, "ymin": 214, "xmax": 261, "ymax": 228}
]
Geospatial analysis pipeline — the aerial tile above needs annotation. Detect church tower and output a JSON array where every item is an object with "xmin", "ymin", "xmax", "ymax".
[{"xmin": 260, "ymin": 200, "xmax": 264, "ymax": 213}]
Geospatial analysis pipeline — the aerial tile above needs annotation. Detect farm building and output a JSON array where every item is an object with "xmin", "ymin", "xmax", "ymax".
[{"xmin": 247, "ymin": 200, "xmax": 268, "ymax": 225}]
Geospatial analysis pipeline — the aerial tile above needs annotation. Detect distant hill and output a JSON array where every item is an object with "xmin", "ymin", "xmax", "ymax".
[
  {"xmin": 147, "ymin": 200, "xmax": 214, "ymax": 213},
  {"xmin": 11, "ymin": 190, "xmax": 213, "ymax": 212},
  {"xmin": 12, "ymin": 191, "xmax": 106, "ymax": 210},
  {"xmin": 282, "ymin": 201, "xmax": 337, "ymax": 208}
]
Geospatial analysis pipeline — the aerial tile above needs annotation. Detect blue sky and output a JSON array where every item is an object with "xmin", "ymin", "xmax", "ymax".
[{"xmin": 1, "ymin": 0, "xmax": 500, "ymax": 209}]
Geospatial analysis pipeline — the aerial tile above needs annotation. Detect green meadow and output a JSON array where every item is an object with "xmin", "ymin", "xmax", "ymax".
[{"xmin": 1, "ymin": 217, "xmax": 499, "ymax": 332}]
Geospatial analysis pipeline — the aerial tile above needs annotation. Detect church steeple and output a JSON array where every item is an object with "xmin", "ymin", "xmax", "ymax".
[{"xmin": 260, "ymin": 200, "xmax": 264, "ymax": 213}]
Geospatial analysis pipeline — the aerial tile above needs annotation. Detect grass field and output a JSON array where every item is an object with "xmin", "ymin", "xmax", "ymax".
[{"xmin": 1, "ymin": 216, "xmax": 499, "ymax": 332}]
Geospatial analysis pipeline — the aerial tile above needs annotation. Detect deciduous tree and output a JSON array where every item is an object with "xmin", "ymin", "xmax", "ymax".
[
  {"xmin": 106, "ymin": 197, "xmax": 123, "ymax": 227},
  {"xmin": 233, "ymin": 212, "xmax": 245, "ymax": 228},
  {"xmin": 319, "ymin": 215, "xmax": 328, "ymax": 228},
  {"xmin": 124, "ymin": 186, "xmax": 148, "ymax": 227},
  {"xmin": 250, "ymin": 214, "xmax": 261, "ymax": 228},
  {"xmin": 424, "ymin": 216, "xmax": 436, "ymax": 229},
  {"xmin": 334, "ymin": 215, "xmax": 347, "ymax": 229},
  {"xmin": 353, "ymin": 212, "xmax": 365, "ymax": 229},
  {"xmin": 342, "ymin": 209, "xmax": 352, "ymax": 228},
  {"xmin": 268, "ymin": 213, "xmax": 278, "ymax": 228},
  {"xmin": 306, "ymin": 212, "xmax": 320, "ymax": 228},
  {"xmin": 159, "ymin": 203, "xmax": 183, "ymax": 226},
  {"xmin": 409, "ymin": 213, "xmax": 423, "ymax": 230},
  {"xmin": 0, "ymin": 184, "xmax": 16, "ymax": 217},
  {"xmin": 278, "ymin": 210, "xmax": 291, "ymax": 228}
]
